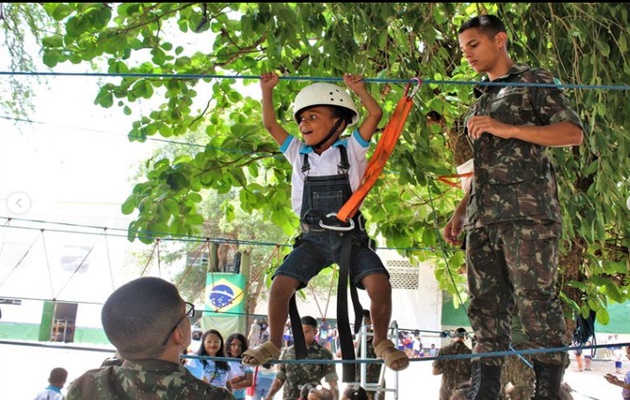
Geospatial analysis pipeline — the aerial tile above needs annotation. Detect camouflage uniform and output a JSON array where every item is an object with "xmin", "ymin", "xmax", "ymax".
[
  {"xmin": 432, "ymin": 340, "xmax": 472, "ymax": 400},
  {"xmin": 463, "ymin": 63, "xmax": 584, "ymax": 366},
  {"xmin": 276, "ymin": 341, "xmax": 338, "ymax": 400},
  {"xmin": 65, "ymin": 359, "xmax": 235, "ymax": 400},
  {"xmin": 355, "ymin": 337, "xmax": 383, "ymax": 400},
  {"xmin": 500, "ymin": 316, "xmax": 572, "ymax": 400}
]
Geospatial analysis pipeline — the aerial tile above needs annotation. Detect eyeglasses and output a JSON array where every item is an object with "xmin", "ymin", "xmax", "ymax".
[{"xmin": 161, "ymin": 301, "xmax": 195, "ymax": 346}]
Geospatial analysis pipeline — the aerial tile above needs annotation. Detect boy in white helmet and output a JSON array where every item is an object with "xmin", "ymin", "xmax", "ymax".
[{"xmin": 242, "ymin": 72, "xmax": 409, "ymax": 374}]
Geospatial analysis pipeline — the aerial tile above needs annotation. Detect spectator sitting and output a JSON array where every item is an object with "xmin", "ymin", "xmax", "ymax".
[
  {"xmin": 300, "ymin": 382, "xmax": 334, "ymax": 400},
  {"xmin": 308, "ymin": 386, "xmax": 335, "ymax": 400},
  {"xmin": 185, "ymin": 329, "xmax": 241, "ymax": 390},
  {"xmin": 299, "ymin": 382, "xmax": 323, "ymax": 400},
  {"xmin": 342, "ymin": 384, "xmax": 369, "ymax": 400},
  {"xmin": 34, "ymin": 367, "xmax": 68, "ymax": 400},
  {"xmin": 65, "ymin": 276, "xmax": 235, "ymax": 399}
]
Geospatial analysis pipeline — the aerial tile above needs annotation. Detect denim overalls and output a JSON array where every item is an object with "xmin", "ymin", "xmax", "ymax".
[
  {"xmin": 272, "ymin": 146, "xmax": 385, "ymax": 288},
  {"xmin": 273, "ymin": 145, "xmax": 388, "ymax": 382}
]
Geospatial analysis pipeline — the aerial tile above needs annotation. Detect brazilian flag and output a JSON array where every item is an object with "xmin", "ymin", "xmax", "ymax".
[{"xmin": 204, "ymin": 273, "xmax": 246, "ymax": 314}]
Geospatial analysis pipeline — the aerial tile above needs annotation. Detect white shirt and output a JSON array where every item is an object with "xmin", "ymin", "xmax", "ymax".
[
  {"xmin": 34, "ymin": 386, "xmax": 64, "ymax": 400},
  {"xmin": 281, "ymin": 129, "xmax": 370, "ymax": 215},
  {"xmin": 185, "ymin": 358, "xmax": 242, "ymax": 388}
]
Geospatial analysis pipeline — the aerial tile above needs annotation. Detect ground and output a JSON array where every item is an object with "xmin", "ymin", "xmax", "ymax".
[{"xmin": 2, "ymin": 341, "xmax": 624, "ymax": 399}]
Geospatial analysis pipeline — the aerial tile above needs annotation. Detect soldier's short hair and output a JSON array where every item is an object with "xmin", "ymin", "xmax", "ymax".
[
  {"xmin": 301, "ymin": 315, "xmax": 318, "ymax": 329},
  {"xmin": 101, "ymin": 277, "xmax": 183, "ymax": 359},
  {"xmin": 455, "ymin": 327, "xmax": 467, "ymax": 338},
  {"xmin": 458, "ymin": 14, "xmax": 506, "ymax": 36},
  {"xmin": 458, "ymin": 15, "xmax": 509, "ymax": 51}
]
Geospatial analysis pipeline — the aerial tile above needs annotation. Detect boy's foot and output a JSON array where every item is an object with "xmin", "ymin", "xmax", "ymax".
[
  {"xmin": 375, "ymin": 339, "xmax": 410, "ymax": 371},
  {"xmin": 242, "ymin": 341, "xmax": 281, "ymax": 366}
]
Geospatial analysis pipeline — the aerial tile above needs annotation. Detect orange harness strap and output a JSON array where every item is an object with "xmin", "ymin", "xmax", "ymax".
[
  {"xmin": 336, "ymin": 80, "xmax": 420, "ymax": 223},
  {"xmin": 437, "ymin": 172, "xmax": 474, "ymax": 189}
]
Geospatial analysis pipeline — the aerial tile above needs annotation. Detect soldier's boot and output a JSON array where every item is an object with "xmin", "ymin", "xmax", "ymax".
[
  {"xmin": 466, "ymin": 360, "xmax": 502, "ymax": 400},
  {"xmin": 532, "ymin": 361, "xmax": 564, "ymax": 400}
]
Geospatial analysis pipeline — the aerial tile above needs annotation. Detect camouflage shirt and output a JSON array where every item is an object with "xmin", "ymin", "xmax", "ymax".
[
  {"xmin": 65, "ymin": 359, "xmax": 236, "ymax": 400},
  {"xmin": 432, "ymin": 340, "xmax": 472, "ymax": 400},
  {"xmin": 355, "ymin": 337, "xmax": 381, "ymax": 384},
  {"xmin": 276, "ymin": 341, "xmax": 338, "ymax": 400},
  {"xmin": 464, "ymin": 63, "xmax": 584, "ymax": 227}
]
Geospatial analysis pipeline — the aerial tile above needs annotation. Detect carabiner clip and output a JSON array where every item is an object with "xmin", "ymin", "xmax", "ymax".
[
  {"xmin": 404, "ymin": 76, "xmax": 422, "ymax": 99},
  {"xmin": 319, "ymin": 213, "xmax": 355, "ymax": 232}
]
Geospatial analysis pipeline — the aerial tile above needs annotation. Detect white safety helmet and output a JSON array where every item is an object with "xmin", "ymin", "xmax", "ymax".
[{"xmin": 293, "ymin": 82, "xmax": 359, "ymax": 127}]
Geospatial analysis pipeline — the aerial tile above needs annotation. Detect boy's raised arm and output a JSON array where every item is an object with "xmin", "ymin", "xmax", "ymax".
[
  {"xmin": 343, "ymin": 73, "xmax": 383, "ymax": 142},
  {"xmin": 260, "ymin": 72, "xmax": 290, "ymax": 145}
]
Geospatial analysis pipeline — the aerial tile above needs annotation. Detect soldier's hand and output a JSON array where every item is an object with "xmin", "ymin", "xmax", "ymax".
[
  {"xmin": 467, "ymin": 115, "xmax": 512, "ymax": 140},
  {"xmin": 443, "ymin": 214, "xmax": 464, "ymax": 246}
]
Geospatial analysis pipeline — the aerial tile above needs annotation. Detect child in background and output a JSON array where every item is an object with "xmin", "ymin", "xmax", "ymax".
[
  {"xmin": 308, "ymin": 387, "xmax": 335, "ymax": 400},
  {"xmin": 574, "ymin": 348, "xmax": 583, "ymax": 372},
  {"xmin": 225, "ymin": 333, "xmax": 253, "ymax": 400},
  {"xmin": 186, "ymin": 329, "xmax": 241, "ymax": 390},
  {"xmin": 583, "ymin": 341, "xmax": 593, "ymax": 371},
  {"xmin": 34, "ymin": 367, "xmax": 68, "ymax": 400},
  {"xmin": 341, "ymin": 384, "xmax": 369, "ymax": 400}
]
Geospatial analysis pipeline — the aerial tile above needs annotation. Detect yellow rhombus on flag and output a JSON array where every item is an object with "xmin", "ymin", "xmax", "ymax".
[{"xmin": 204, "ymin": 273, "xmax": 246, "ymax": 314}]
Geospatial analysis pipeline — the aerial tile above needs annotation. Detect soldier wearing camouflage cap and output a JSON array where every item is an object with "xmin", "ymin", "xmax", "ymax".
[
  {"xmin": 265, "ymin": 316, "xmax": 339, "ymax": 400},
  {"xmin": 66, "ymin": 276, "xmax": 235, "ymax": 400},
  {"xmin": 443, "ymin": 14, "xmax": 584, "ymax": 400}
]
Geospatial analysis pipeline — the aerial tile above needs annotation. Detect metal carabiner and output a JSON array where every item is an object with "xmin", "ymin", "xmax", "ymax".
[
  {"xmin": 404, "ymin": 76, "xmax": 422, "ymax": 99},
  {"xmin": 318, "ymin": 212, "xmax": 355, "ymax": 232}
]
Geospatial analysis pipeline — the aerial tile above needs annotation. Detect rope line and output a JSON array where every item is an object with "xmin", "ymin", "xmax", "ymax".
[
  {"xmin": 0, "ymin": 218, "xmax": 11, "ymax": 261},
  {"xmin": 103, "ymin": 229, "xmax": 115, "ymax": 291},
  {"xmin": 0, "ymin": 114, "xmax": 260, "ymax": 159},
  {"xmin": 139, "ymin": 239, "xmax": 159, "ymax": 277},
  {"xmin": 175, "ymin": 238, "xmax": 208, "ymax": 287},
  {"xmin": 42, "ymin": 231, "xmax": 55, "ymax": 299},
  {"xmin": 0, "ymin": 229, "xmax": 42, "ymax": 289},
  {"xmin": 0, "ymin": 339, "xmax": 625, "ymax": 366},
  {"xmin": 0, "ymin": 216, "xmax": 441, "ymax": 252},
  {"xmin": 53, "ymin": 234, "xmax": 101, "ymax": 299},
  {"xmin": 2, "ymin": 70, "xmax": 629, "ymax": 91}
]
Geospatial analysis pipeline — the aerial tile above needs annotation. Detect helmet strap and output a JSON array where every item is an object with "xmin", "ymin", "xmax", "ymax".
[{"xmin": 313, "ymin": 118, "xmax": 345, "ymax": 149}]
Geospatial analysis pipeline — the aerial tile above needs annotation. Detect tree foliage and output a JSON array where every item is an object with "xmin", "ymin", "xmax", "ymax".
[
  {"xmin": 0, "ymin": 3, "xmax": 61, "ymax": 117},
  {"xmin": 28, "ymin": 3, "xmax": 630, "ymax": 324}
]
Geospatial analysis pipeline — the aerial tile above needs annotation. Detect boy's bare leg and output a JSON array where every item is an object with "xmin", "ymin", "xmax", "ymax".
[
  {"xmin": 362, "ymin": 273, "xmax": 409, "ymax": 370},
  {"xmin": 242, "ymin": 275, "xmax": 300, "ymax": 364}
]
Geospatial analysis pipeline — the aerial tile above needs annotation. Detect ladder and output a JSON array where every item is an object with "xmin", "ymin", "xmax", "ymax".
[{"xmin": 354, "ymin": 321, "xmax": 401, "ymax": 400}]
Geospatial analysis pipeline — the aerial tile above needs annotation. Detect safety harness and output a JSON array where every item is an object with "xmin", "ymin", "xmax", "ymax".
[{"xmin": 289, "ymin": 80, "xmax": 420, "ymax": 382}]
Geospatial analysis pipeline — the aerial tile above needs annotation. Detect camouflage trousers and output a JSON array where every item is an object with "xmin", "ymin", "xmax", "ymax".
[{"xmin": 466, "ymin": 221, "xmax": 567, "ymax": 366}]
